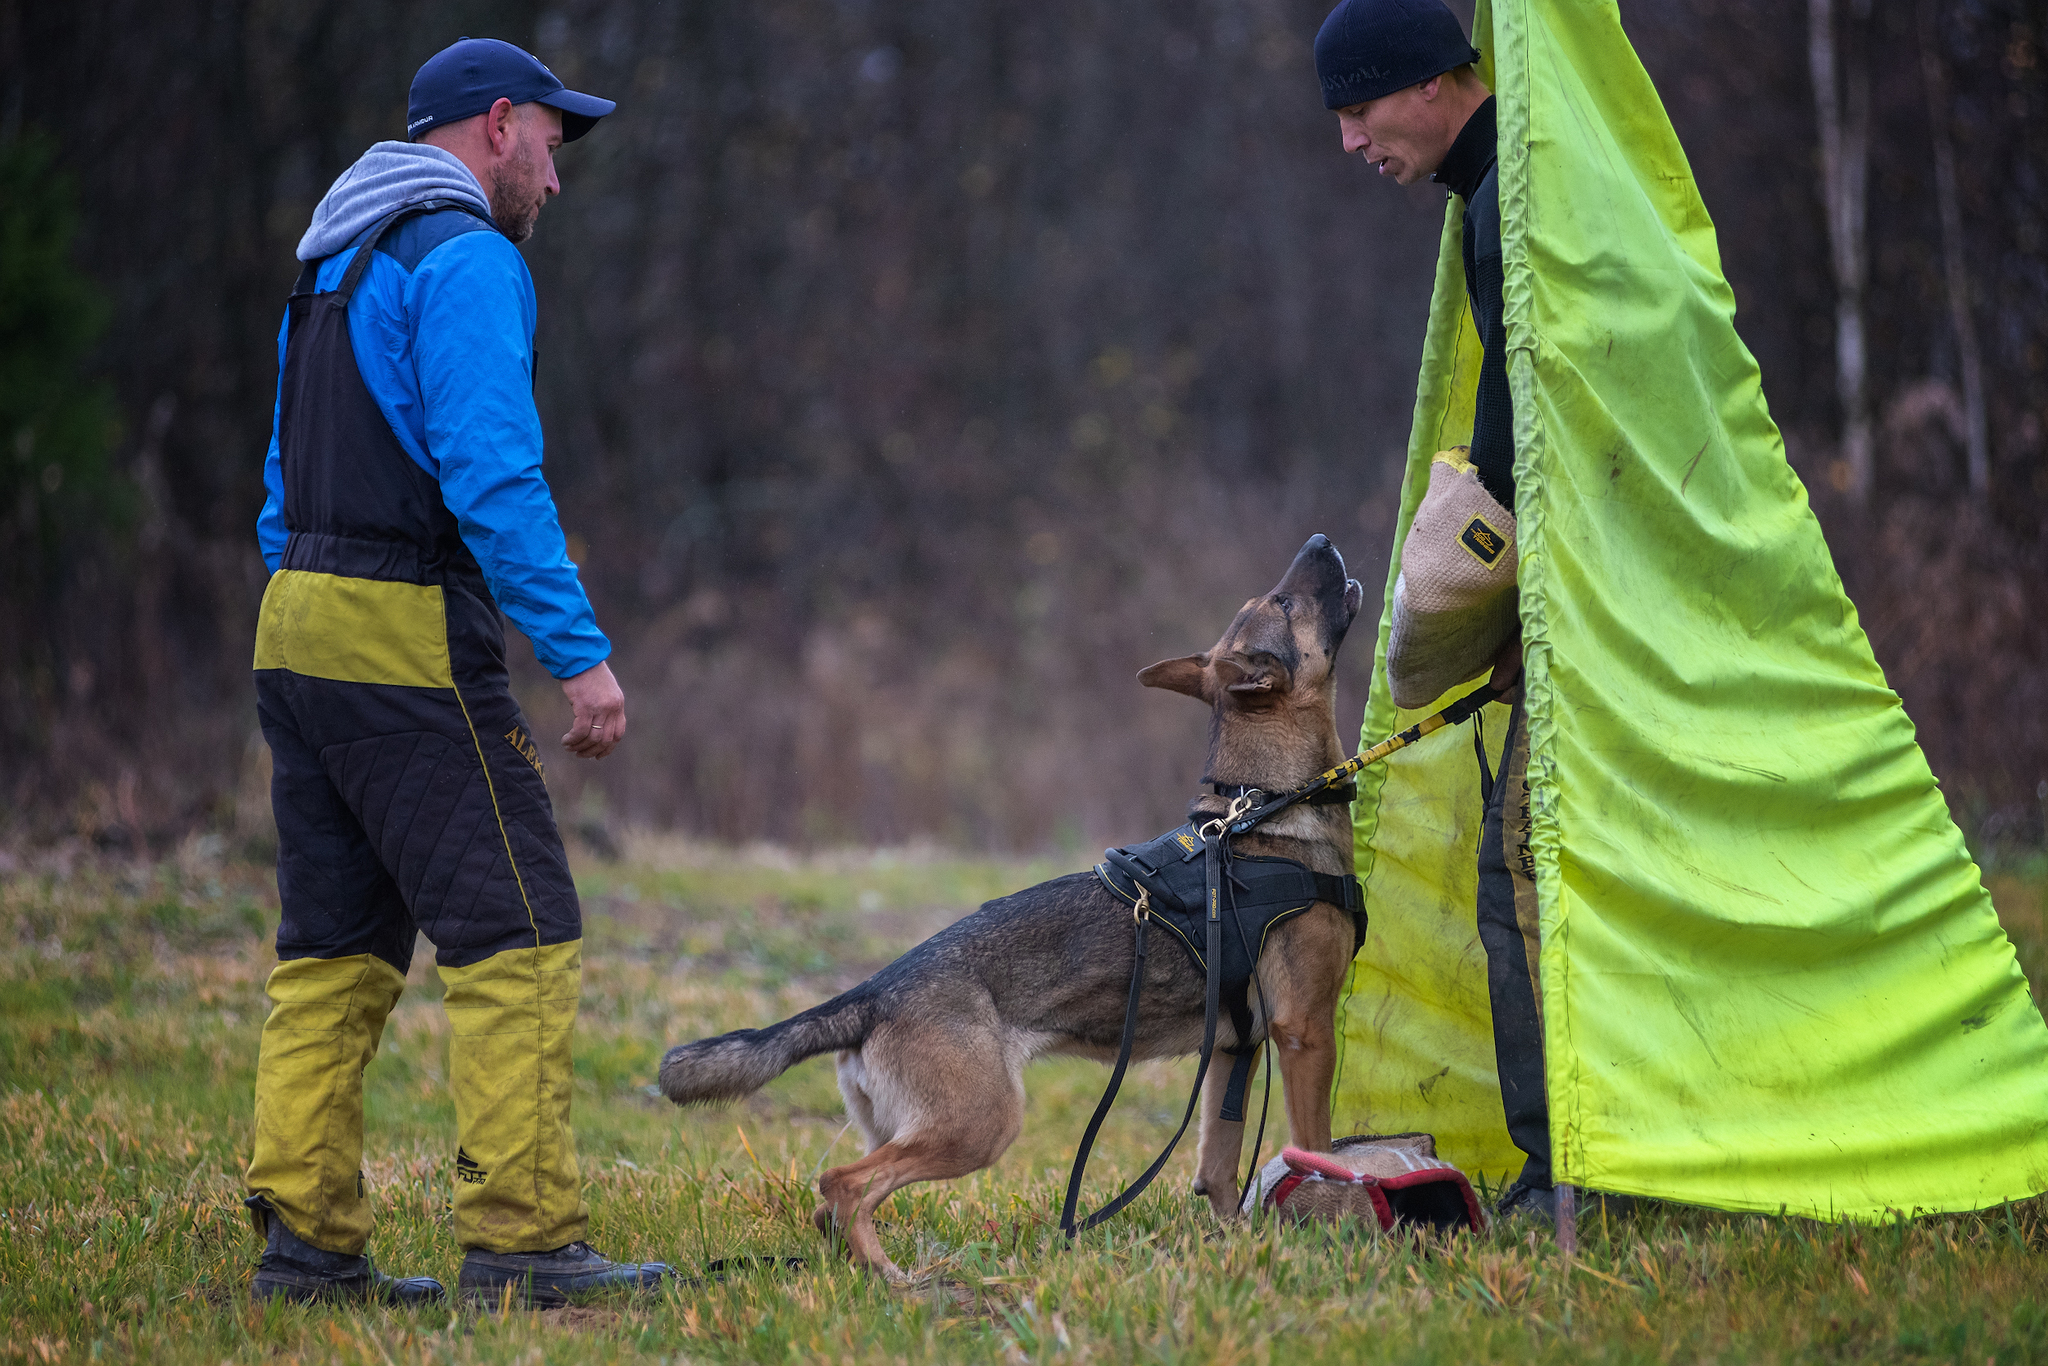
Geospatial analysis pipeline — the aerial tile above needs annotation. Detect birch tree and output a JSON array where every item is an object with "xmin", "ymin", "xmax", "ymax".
[
  {"xmin": 1808, "ymin": 0, "xmax": 1873, "ymax": 501},
  {"xmin": 1919, "ymin": 0, "xmax": 1991, "ymax": 498}
]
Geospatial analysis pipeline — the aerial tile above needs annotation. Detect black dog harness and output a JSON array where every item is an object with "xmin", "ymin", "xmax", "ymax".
[
  {"xmin": 1097, "ymin": 823, "xmax": 1366, "ymax": 1121},
  {"xmin": 1059, "ymin": 679, "xmax": 1508, "ymax": 1239}
]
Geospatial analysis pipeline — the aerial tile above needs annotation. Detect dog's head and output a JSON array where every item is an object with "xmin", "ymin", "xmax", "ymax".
[{"xmin": 1138, "ymin": 534, "xmax": 1365, "ymax": 713}]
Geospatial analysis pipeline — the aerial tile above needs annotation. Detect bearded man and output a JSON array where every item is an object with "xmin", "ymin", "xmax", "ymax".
[{"xmin": 245, "ymin": 38, "xmax": 669, "ymax": 1305}]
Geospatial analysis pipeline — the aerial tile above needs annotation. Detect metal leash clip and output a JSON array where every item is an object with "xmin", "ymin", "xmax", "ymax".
[{"xmin": 1196, "ymin": 790, "xmax": 1261, "ymax": 843}]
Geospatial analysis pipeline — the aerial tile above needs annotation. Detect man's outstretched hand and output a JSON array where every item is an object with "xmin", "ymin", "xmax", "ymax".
[{"xmin": 560, "ymin": 661, "xmax": 626, "ymax": 759}]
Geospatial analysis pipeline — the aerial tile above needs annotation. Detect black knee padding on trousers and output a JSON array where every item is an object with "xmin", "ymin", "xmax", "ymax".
[{"xmin": 260, "ymin": 666, "xmax": 580, "ymax": 974}]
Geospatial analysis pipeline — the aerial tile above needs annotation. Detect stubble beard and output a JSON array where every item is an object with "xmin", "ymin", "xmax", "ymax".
[{"xmin": 488, "ymin": 141, "xmax": 545, "ymax": 244}]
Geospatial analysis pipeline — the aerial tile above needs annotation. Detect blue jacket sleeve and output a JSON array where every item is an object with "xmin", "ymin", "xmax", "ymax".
[
  {"xmin": 405, "ymin": 232, "xmax": 611, "ymax": 679},
  {"xmin": 257, "ymin": 311, "xmax": 288, "ymax": 573}
]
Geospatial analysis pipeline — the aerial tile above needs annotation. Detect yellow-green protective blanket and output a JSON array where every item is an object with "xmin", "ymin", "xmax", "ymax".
[{"xmin": 1332, "ymin": 0, "xmax": 2048, "ymax": 1217}]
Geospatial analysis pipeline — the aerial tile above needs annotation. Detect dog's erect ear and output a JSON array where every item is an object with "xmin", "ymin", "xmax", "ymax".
[
  {"xmin": 1213, "ymin": 653, "xmax": 1282, "ymax": 697},
  {"xmin": 1138, "ymin": 654, "xmax": 1211, "ymax": 701}
]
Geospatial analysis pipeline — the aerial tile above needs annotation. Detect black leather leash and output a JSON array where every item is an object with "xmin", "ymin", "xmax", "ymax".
[
  {"xmin": 1058, "ymin": 831, "xmax": 1232, "ymax": 1236},
  {"xmin": 1058, "ymin": 678, "xmax": 1510, "ymax": 1240},
  {"xmin": 672, "ymin": 1255, "xmax": 807, "ymax": 1289}
]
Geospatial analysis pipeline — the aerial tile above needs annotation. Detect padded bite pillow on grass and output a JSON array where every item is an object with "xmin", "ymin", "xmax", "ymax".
[
  {"xmin": 1240, "ymin": 1132, "xmax": 1485, "ymax": 1233},
  {"xmin": 1387, "ymin": 449, "xmax": 1518, "ymax": 710}
]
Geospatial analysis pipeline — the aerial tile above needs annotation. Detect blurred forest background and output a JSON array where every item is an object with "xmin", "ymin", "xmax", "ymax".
[{"xmin": 1, "ymin": 0, "xmax": 2044, "ymax": 854}]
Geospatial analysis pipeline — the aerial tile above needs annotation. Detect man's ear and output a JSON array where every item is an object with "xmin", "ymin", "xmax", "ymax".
[
  {"xmin": 487, "ymin": 96, "xmax": 517, "ymax": 154},
  {"xmin": 1138, "ymin": 654, "xmax": 1210, "ymax": 701}
]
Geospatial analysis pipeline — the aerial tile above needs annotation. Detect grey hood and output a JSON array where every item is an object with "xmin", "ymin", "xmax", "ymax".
[{"xmin": 297, "ymin": 141, "xmax": 494, "ymax": 261}]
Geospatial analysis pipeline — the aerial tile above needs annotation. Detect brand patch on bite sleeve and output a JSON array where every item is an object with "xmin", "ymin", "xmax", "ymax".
[{"xmin": 1459, "ymin": 516, "xmax": 1508, "ymax": 569}]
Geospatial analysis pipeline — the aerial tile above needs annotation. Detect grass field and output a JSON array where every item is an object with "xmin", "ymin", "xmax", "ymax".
[{"xmin": 6, "ymin": 837, "xmax": 2048, "ymax": 1364}]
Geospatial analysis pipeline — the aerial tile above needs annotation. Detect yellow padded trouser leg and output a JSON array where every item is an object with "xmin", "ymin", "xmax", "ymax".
[
  {"xmin": 440, "ymin": 940, "xmax": 589, "ymax": 1252},
  {"xmin": 244, "ymin": 954, "xmax": 408, "ymax": 1254}
]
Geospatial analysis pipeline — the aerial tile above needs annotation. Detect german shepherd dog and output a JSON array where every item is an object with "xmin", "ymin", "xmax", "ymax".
[{"xmin": 659, "ymin": 535, "xmax": 1366, "ymax": 1280}]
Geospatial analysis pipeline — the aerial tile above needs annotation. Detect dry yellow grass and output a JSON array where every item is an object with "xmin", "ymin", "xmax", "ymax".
[{"xmin": 4, "ymin": 838, "xmax": 2048, "ymax": 1363}]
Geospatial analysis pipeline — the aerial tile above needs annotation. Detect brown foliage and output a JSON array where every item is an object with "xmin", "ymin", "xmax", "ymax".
[{"xmin": 2, "ymin": 0, "xmax": 2044, "ymax": 849}]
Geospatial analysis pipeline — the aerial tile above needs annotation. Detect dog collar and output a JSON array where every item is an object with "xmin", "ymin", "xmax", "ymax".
[{"xmin": 1210, "ymin": 781, "xmax": 1357, "ymax": 808}]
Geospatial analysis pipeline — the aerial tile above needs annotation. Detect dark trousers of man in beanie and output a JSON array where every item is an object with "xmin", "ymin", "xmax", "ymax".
[
  {"xmin": 1434, "ymin": 89, "xmax": 1555, "ymax": 1210},
  {"xmin": 1476, "ymin": 702, "xmax": 1549, "ymax": 1198},
  {"xmin": 1314, "ymin": 0, "xmax": 1555, "ymax": 1216}
]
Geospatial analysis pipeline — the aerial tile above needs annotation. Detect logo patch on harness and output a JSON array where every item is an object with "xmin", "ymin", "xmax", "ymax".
[
  {"xmin": 1458, "ymin": 516, "xmax": 1508, "ymax": 569},
  {"xmin": 1175, "ymin": 831, "xmax": 1198, "ymax": 854},
  {"xmin": 456, "ymin": 1148, "xmax": 488, "ymax": 1185}
]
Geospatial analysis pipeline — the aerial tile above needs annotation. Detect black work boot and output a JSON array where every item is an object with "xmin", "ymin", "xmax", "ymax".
[
  {"xmin": 1493, "ymin": 1178, "xmax": 1557, "ymax": 1226},
  {"xmin": 459, "ymin": 1241, "xmax": 671, "ymax": 1308},
  {"xmin": 246, "ymin": 1196, "xmax": 446, "ymax": 1306}
]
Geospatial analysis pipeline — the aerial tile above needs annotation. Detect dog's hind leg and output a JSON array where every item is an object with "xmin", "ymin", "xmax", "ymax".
[
  {"xmin": 814, "ymin": 1049, "xmax": 886, "ymax": 1243},
  {"xmin": 814, "ymin": 1019, "xmax": 1025, "ymax": 1281},
  {"xmin": 1190, "ymin": 1045, "xmax": 1258, "ymax": 1220},
  {"xmin": 816, "ymin": 1132, "xmax": 1000, "ymax": 1282}
]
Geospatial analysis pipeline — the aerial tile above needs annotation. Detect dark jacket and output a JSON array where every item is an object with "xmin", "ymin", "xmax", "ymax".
[{"xmin": 1435, "ymin": 97, "xmax": 1514, "ymax": 512}]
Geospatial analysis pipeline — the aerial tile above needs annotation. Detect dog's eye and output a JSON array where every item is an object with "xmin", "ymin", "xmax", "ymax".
[{"xmin": 1275, "ymin": 595, "xmax": 1292, "ymax": 612}]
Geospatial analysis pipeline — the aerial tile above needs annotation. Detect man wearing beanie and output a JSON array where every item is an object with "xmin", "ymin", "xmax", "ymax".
[
  {"xmin": 244, "ymin": 38, "xmax": 672, "ymax": 1304},
  {"xmin": 1314, "ymin": 0, "xmax": 1556, "ymax": 1223}
]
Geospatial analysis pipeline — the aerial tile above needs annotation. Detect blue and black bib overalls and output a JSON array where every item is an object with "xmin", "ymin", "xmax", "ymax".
[{"xmin": 247, "ymin": 203, "xmax": 588, "ymax": 1256}]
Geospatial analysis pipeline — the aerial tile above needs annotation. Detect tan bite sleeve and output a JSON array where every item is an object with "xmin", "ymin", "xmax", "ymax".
[{"xmin": 1387, "ymin": 449, "xmax": 1519, "ymax": 710}]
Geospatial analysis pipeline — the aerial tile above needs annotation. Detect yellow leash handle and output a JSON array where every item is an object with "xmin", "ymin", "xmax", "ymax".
[
  {"xmin": 1329, "ymin": 678, "xmax": 1508, "ymax": 784},
  {"xmin": 1230, "ymin": 680, "xmax": 1511, "ymax": 836}
]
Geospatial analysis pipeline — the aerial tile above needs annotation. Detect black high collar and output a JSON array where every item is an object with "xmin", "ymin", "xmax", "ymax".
[{"xmin": 1432, "ymin": 95, "xmax": 1498, "ymax": 201}]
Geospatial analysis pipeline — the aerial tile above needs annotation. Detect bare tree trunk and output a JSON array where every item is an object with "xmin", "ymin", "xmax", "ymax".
[
  {"xmin": 1919, "ymin": 0, "xmax": 1991, "ymax": 499},
  {"xmin": 1808, "ymin": 0, "xmax": 1873, "ymax": 501}
]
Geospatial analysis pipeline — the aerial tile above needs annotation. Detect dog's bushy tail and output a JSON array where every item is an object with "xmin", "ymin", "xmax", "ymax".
[{"xmin": 658, "ymin": 992, "xmax": 874, "ymax": 1105}]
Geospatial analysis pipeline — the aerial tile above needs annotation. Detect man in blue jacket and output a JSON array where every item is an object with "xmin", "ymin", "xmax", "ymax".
[{"xmin": 246, "ymin": 38, "xmax": 669, "ymax": 1305}]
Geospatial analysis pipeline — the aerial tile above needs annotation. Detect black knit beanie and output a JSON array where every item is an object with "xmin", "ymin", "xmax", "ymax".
[{"xmin": 1314, "ymin": 0, "xmax": 1481, "ymax": 110}]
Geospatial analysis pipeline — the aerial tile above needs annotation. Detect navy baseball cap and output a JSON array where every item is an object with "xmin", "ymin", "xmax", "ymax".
[{"xmin": 407, "ymin": 38, "xmax": 616, "ymax": 143}]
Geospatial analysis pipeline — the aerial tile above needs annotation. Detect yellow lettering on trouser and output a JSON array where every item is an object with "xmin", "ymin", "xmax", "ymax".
[
  {"xmin": 244, "ymin": 954, "xmax": 408, "ymax": 1253},
  {"xmin": 439, "ymin": 940, "xmax": 589, "ymax": 1252}
]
